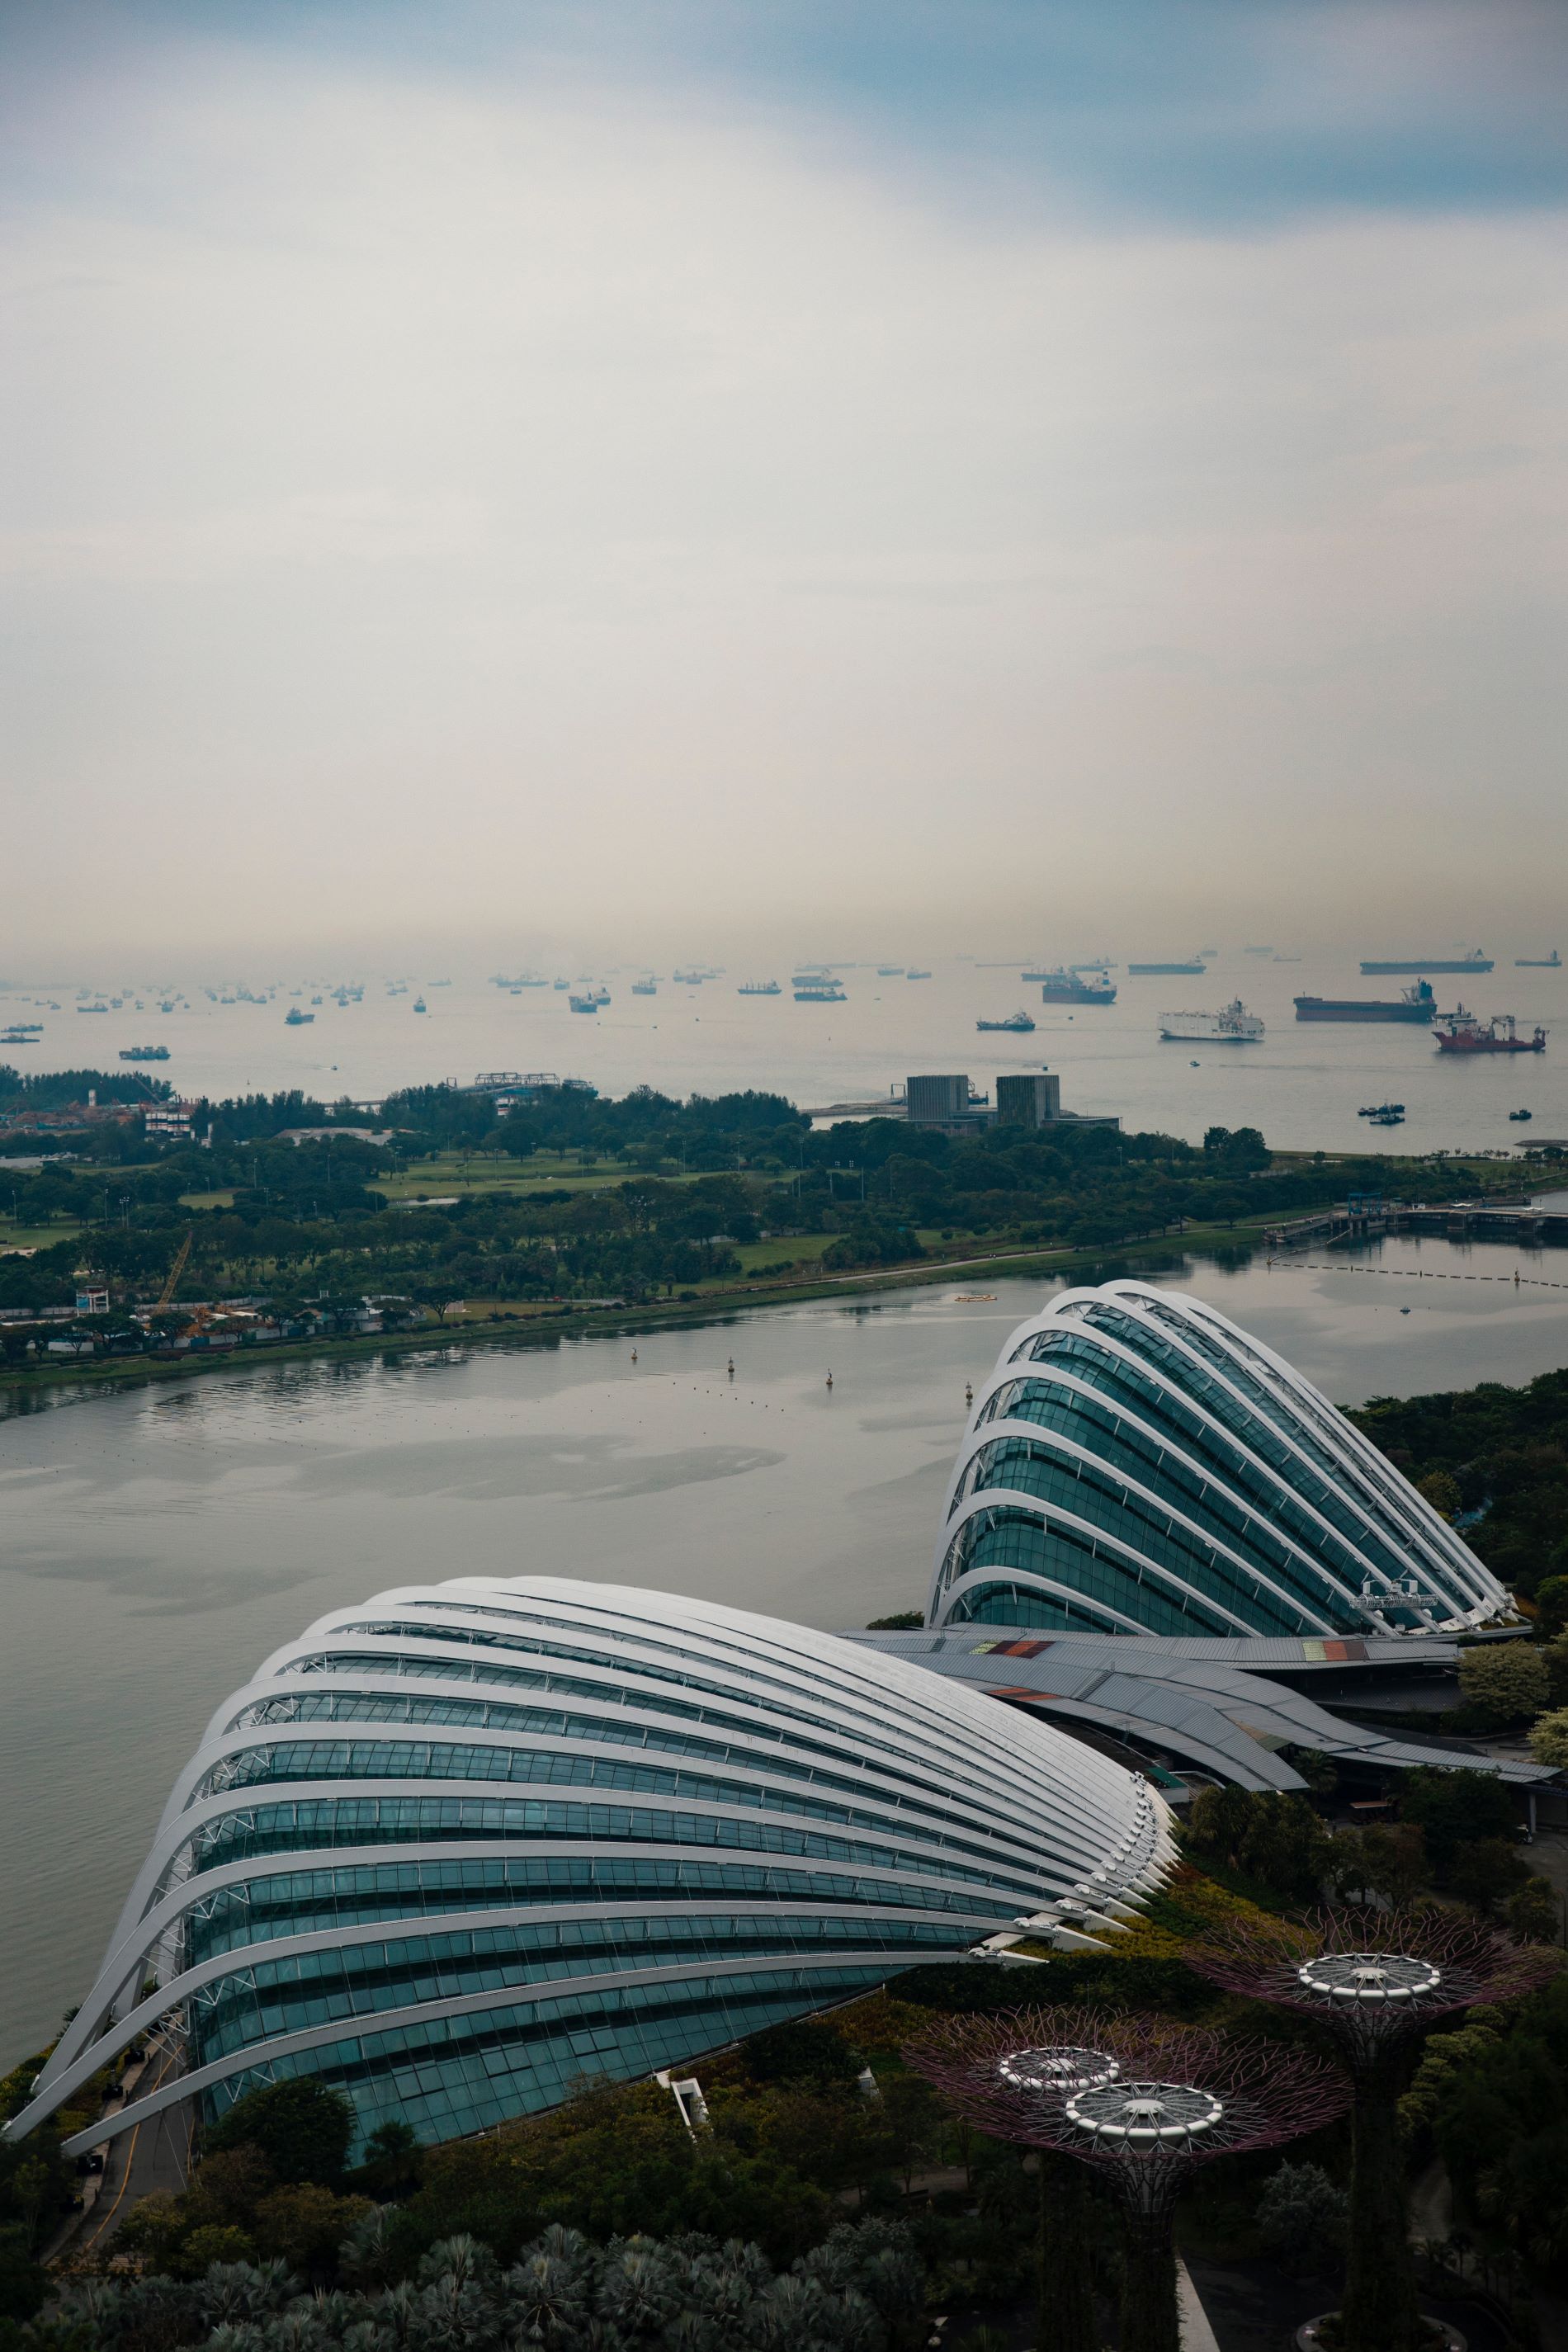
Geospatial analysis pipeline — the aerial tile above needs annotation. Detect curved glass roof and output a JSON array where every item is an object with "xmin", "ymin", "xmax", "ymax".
[
  {"xmin": 930, "ymin": 1282, "xmax": 1511, "ymax": 1641},
  {"xmin": 12, "ymin": 1578, "xmax": 1171, "ymax": 2161}
]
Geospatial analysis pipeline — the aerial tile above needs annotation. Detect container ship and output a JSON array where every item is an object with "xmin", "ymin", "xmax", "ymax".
[
  {"xmin": 1129, "ymin": 959, "xmax": 1204, "ymax": 975},
  {"xmin": 1031, "ymin": 967, "xmax": 1117, "ymax": 1004},
  {"xmin": 975, "ymin": 1009, "xmax": 1037, "ymax": 1032},
  {"xmin": 1360, "ymin": 950, "xmax": 1493, "ymax": 974},
  {"xmin": 1433, "ymin": 1008, "xmax": 1547, "ymax": 1054},
  {"xmin": 1294, "ymin": 980, "xmax": 1437, "ymax": 1024},
  {"xmin": 1158, "ymin": 999, "xmax": 1265, "ymax": 1043}
]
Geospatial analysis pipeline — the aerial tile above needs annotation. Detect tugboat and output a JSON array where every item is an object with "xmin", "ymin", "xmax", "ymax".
[
  {"xmin": 975, "ymin": 1009, "xmax": 1037, "ymax": 1032},
  {"xmin": 1433, "ymin": 1008, "xmax": 1547, "ymax": 1054}
]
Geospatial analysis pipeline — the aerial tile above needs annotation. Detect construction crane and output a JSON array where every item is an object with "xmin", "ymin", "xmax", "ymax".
[{"xmin": 154, "ymin": 1230, "xmax": 193, "ymax": 1313}]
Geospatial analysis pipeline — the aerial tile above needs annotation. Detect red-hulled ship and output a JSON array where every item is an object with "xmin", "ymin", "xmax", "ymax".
[{"xmin": 1433, "ymin": 1006, "xmax": 1547, "ymax": 1054}]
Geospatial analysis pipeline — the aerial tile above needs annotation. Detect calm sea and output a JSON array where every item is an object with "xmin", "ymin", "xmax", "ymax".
[
  {"xmin": 4, "ymin": 1235, "xmax": 1568, "ymax": 2059},
  {"xmin": 5, "ymin": 947, "xmax": 1565, "ymax": 1155}
]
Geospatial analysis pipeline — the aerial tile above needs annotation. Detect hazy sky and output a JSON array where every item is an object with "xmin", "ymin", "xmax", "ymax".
[{"xmin": 3, "ymin": 1, "xmax": 1566, "ymax": 968}]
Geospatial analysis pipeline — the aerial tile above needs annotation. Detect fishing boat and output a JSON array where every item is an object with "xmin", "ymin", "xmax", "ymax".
[
  {"xmin": 1158, "ymin": 999, "xmax": 1264, "ymax": 1043},
  {"xmin": 976, "ymin": 1010, "xmax": 1037, "ymax": 1032},
  {"xmin": 737, "ymin": 980, "xmax": 781, "ymax": 995},
  {"xmin": 1433, "ymin": 1008, "xmax": 1547, "ymax": 1054},
  {"xmin": 1295, "ymin": 980, "xmax": 1437, "ymax": 1024}
]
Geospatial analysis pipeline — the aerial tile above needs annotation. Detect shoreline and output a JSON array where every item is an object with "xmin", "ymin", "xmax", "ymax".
[{"xmin": 0, "ymin": 1215, "xmax": 1268, "ymax": 1413}]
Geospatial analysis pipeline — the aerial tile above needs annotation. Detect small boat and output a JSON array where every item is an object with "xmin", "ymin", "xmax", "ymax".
[
  {"xmin": 1509, "ymin": 1108, "xmax": 1533, "ymax": 1122},
  {"xmin": 1358, "ymin": 1102, "xmax": 1405, "ymax": 1117},
  {"xmin": 285, "ymin": 1008, "xmax": 314, "ymax": 1025},
  {"xmin": 413, "ymin": 997, "xmax": 427, "ymax": 1013},
  {"xmin": 1367, "ymin": 1108, "xmax": 1405, "ymax": 1126},
  {"xmin": 738, "ymin": 980, "xmax": 782, "ymax": 995},
  {"xmin": 976, "ymin": 1009, "xmax": 1037, "ymax": 1032}
]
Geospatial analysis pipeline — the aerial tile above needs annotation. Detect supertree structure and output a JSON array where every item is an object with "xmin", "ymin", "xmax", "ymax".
[
  {"xmin": 906, "ymin": 2006, "xmax": 1349, "ymax": 2352},
  {"xmin": 1188, "ymin": 1909, "xmax": 1561, "ymax": 2352}
]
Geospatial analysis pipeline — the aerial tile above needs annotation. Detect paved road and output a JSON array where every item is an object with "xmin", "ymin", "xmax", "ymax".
[{"xmin": 67, "ymin": 2033, "xmax": 191, "ymax": 2258}]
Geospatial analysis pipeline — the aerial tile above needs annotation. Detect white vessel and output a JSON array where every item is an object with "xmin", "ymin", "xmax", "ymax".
[{"xmin": 1158, "ymin": 998, "xmax": 1264, "ymax": 1043}]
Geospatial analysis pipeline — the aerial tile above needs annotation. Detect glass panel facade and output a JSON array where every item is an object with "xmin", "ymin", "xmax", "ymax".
[
  {"xmin": 21, "ymin": 1578, "xmax": 1171, "ymax": 2163},
  {"xmin": 933, "ymin": 1280, "xmax": 1510, "ymax": 1637}
]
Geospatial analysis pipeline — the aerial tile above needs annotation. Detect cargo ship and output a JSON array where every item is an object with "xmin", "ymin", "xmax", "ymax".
[
  {"xmin": 567, "ymin": 992, "xmax": 601, "ymax": 1013},
  {"xmin": 1158, "ymin": 999, "xmax": 1265, "ymax": 1043},
  {"xmin": 1128, "ymin": 959, "xmax": 1204, "ymax": 976},
  {"xmin": 631, "ymin": 978, "xmax": 658, "ymax": 995},
  {"xmin": 1360, "ymin": 950, "xmax": 1493, "ymax": 974},
  {"xmin": 737, "ymin": 980, "xmax": 781, "ymax": 995},
  {"xmin": 1433, "ymin": 1008, "xmax": 1547, "ymax": 1054},
  {"xmin": 119, "ymin": 1044, "xmax": 171, "ymax": 1061},
  {"xmin": 1032, "ymin": 967, "xmax": 1117, "ymax": 1004},
  {"xmin": 1517, "ymin": 951, "xmax": 1561, "ymax": 967},
  {"xmin": 284, "ymin": 1007, "xmax": 314, "ymax": 1025},
  {"xmin": 1294, "ymin": 980, "xmax": 1437, "ymax": 1024},
  {"xmin": 904, "ymin": 968, "xmax": 932, "ymax": 980},
  {"xmin": 975, "ymin": 1009, "xmax": 1037, "ymax": 1032},
  {"xmin": 794, "ymin": 980, "xmax": 846, "ymax": 1003}
]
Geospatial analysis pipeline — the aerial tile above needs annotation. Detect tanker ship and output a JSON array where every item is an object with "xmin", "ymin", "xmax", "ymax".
[
  {"xmin": 1294, "ymin": 980, "xmax": 1436, "ymax": 1024},
  {"xmin": 1360, "ymin": 949, "xmax": 1492, "ymax": 974}
]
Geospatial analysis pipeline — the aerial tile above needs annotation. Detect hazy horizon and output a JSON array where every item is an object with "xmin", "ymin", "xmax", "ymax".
[{"xmin": 5, "ymin": 2, "xmax": 1567, "ymax": 968}]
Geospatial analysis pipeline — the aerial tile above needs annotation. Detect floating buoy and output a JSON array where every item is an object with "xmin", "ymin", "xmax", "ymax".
[
  {"xmin": 965, "ymin": 1382, "xmax": 973, "ymax": 1405},
  {"xmin": 631, "ymin": 1348, "xmax": 638, "ymax": 1363},
  {"xmin": 727, "ymin": 1358, "xmax": 734, "ymax": 1377},
  {"xmin": 826, "ymin": 1370, "xmax": 834, "ymax": 1389}
]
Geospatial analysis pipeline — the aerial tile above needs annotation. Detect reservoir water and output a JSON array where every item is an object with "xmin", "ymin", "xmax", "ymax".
[
  {"xmin": 5, "ymin": 1235, "xmax": 1568, "ymax": 2059},
  {"xmin": 6, "ymin": 947, "xmax": 1566, "ymax": 1155}
]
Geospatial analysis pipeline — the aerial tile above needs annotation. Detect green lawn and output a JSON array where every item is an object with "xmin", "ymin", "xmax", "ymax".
[
  {"xmin": 0, "ymin": 1218, "xmax": 83, "ymax": 1251},
  {"xmin": 369, "ymin": 1151, "xmax": 665, "ymax": 1202}
]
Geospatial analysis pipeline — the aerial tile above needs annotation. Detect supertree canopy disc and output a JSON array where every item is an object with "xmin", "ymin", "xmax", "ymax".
[
  {"xmin": 1188, "ymin": 1910, "xmax": 1560, "ymax": 2066},
  {"xmin": 1066, "ymin": 2081, "xmax": 1224, "ymax": 2149},
  {"xmin": 998, "ymin": 2044, "xmax": 1121, "ymax": 2096},
  {"xmin": 905, "ymin": 2005, "xmax": 1349, "ymax": 2221}
]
